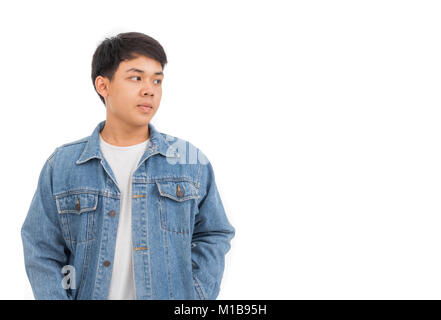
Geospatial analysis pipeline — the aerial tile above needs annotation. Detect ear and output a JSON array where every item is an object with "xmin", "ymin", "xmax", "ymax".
[{"xmin": 95, "ymin": 76, "xmax": 109, "ymax": 99}]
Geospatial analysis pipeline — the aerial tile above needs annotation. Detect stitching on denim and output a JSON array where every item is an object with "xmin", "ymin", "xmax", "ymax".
[
  {"xmin": 65, "ymin": 215, "xmax": 74, "ymax": 247},
  {"xmin": 156, "ymin": 184, "xmax": 199, "ymax": 201},
  {"xmin": 137, "ymin": 197, "xmax": 148, "ymax": 299},
  {"xmin": 54, "ymin": 189, "xmax": 119, "ymax": 200},
  {"xmin": 76, "ymin": 139, "xmax": 91, "ymax": 164},
  {"xmin": 162, "ymin": 218, "xmax": 174, "ymax": 299},
  {"xmin": 133, "ymin": 176, "xmax": 199, "ymax": 186},
  {"xmin": 144, "ymin": 198, "xmax": 153, "ymax": 300},
  {"xmin": 77, "ymin": 233, "xmax": 92, "ymax": 299},
  {"xmin": 85, "ymin": 210, "xmax": 95, "ymax": 243},
  {"xmin": 59, "ymin": 215, "xmax": 74, "ymax": 250},
  {"xmin": 92, "ymin": 193, "xmax": 112, "ymax": 299},
  {"xmin": 193, "ymin": 274, "xmax": 207, "ymax": 299},
  {"xmin": 159, "ymin": 224, "xmax": 190, "ymax": 235},
  {"xmin": 193, "ymin": 275, "xmax": 203, "ymax": 299},
  {"xmin": 55, "ymin": 193, "xmax": 99, "ymax": 220},
  {"xmin": 69, "ymin": 238, "xmax": 96, "ymax": 244},
  {"xmin": 59, "ymin": 138, "xmax": 88, "ymax": 149},
  {"xmin": 159, "ymin": 225, "xmax": 190, "ymax": 235},
  {"xmin": 159, "ymin": 193, "xmax": 199, "ymax": 202},
  {"xmin": 47, "ymin": 149, "xmax": 57, "ymax": 169},
  {"xmin": 55, "ymin": 190, "xmax": 102, "ymax": 199},
  {"xmin": 58, "ymin": 209, "xmax": 97, "ymax": 215},
  {"xmin": 57, "ymin": 197, "xmax": 98, "ymax": 243},
  {"xmin": 158, "ymin": 196, "xmax": 191, "ymax": 236}
]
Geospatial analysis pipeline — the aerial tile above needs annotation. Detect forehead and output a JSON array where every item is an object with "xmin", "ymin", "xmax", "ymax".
[{"xmin": 117, "ymin": 55, "xmax": 163, "ymax": 75}]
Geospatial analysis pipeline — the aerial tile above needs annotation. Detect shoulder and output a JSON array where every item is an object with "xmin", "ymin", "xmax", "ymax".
[
  {"xmin": 47, "ymin": 136, "xmax": 89, "ymax": 167},
  {"xmin": 57, "ymin": 136, "xmax": 90, "ymax": 151},
  {"xmin": 157, "ymin": 130, "xmax": 214, "ymax": 190},
  {"xmin": 159, "ymin": 131, "xmax": 210, "ymax": 166}
]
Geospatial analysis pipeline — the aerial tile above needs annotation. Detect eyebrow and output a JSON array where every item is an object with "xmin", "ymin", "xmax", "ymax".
[{"xmin": 125, "ymin": 68, "xmax": 164, "ymax": 76}]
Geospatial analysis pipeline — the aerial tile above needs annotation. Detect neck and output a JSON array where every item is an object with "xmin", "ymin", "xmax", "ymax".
[{"xmin": 100, "ymin": 118, "xmax": 150, "ymax": 147}]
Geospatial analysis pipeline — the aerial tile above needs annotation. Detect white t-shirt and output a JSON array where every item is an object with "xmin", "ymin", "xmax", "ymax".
[{"xmin": 99, "ymin": 133, "xmax": 149, "ymax": 300}]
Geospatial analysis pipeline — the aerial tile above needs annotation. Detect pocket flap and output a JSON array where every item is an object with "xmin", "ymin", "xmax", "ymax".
[
  {"xmin": 156, "ymin": 181, "xmax": 199, "ymax": 202},
  {"xmin": 55, "ymin": 193, "xmax": 98, "ymax": 214}
]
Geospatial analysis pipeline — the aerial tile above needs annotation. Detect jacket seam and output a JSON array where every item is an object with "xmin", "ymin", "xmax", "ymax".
[
  {"xmin": 162, "ymin": 223, "xmax": 174, "ymax": 299},
  {"xmin": 193, "ymin": 273, "xmax": 207, "ymax": 299}
]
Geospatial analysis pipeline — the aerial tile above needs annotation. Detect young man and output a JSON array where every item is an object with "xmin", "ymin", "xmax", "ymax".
[{"xmin": 21, "ymin": 32, "xmax": 235, "ymax": 300}]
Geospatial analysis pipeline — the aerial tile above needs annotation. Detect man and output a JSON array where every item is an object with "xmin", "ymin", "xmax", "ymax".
[{"xmin": 21, "ymin": 32, "xmax": 235, "ymax": 300}]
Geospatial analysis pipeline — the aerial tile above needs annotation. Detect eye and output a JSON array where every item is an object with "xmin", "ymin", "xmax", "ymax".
[
  {"xmin": 130, "ymin": 76, "xmax": 141, "ymax": 81},
  {"xmin": 154, "ymin": 79, "xmax": 162, "ymax": 85}
]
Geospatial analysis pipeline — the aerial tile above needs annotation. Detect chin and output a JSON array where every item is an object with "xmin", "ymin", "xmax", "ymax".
[{"xmin": 134, "ymin": 117, "xmax": 152, "ymax": 126}]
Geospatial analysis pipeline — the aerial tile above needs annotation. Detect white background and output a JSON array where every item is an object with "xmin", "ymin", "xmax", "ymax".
[{"xmin": 1, "ymin": 0, "xmax": 440, "ymax": 299}]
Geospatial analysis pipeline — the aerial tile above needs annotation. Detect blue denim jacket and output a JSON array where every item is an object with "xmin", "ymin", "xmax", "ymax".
[{"xmin": 21, "ymin": 120, "xmax": 235, "ymax": 300}]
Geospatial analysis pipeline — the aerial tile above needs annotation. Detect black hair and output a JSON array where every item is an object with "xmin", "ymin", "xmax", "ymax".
[{"xmin": 91, "ymin": 32, "xmax": 168, "ymax": 105}]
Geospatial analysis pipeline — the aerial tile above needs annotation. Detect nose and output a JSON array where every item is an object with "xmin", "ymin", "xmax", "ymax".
[{"xmin": 141, "ymin": 83, "xmax": 154, "ymax": 96}]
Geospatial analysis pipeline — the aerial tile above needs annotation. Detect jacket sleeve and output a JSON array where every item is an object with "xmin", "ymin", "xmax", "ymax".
[
  {"xmin": 21, "ymin": 150, "xmax": 72, "ymax": 300},
  {"xmin": 191, "ymin": 160, "xmax": 235, "ymax": 300}
]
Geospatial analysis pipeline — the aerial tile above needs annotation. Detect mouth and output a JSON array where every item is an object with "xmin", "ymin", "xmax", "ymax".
[{"xmin": 137, "ymin": 104, "xmax": 153, "ymax": 113}]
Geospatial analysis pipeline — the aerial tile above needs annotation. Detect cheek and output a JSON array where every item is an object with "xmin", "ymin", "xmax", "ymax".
[
  {"xmin": 156, "ymin": 88, "xmax": 162, "ymax": 99},
  {"xmin": 117, "ymin": 85, "xmax": 137, "ymax": 101},
  {"xmin": 110, "ymin": 88, "xmax": 135, "ymax": 110}
]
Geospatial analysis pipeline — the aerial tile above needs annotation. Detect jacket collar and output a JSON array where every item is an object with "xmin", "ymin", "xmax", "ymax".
[{"xmin": 76, "ymin": 120, "xmax": 177, "ymax": 165}]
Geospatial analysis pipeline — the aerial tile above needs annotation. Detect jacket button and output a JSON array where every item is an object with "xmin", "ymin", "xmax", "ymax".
[
  {"xmin": 109, "ymin": 210, "xmax": 116, "ymax": 217},
  {"xmin": 103, "ymin": 260, "xmax": 111, "ymax": 267},
  {"xmin": 75, "ymin": 196, "xmax": 80, "ymax": 210},
  {"xmin": 176, "ymin": 184, "xmax": 184, "ymax": 197}
]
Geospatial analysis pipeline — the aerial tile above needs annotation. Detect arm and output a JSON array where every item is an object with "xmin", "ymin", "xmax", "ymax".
[
  {"xmin": 21, "ymin": 150, "xmax": 72, "ymax": 300},
  {"xmin": 191, "ymin": 160, "xmax": 235, "ymax": 300}
]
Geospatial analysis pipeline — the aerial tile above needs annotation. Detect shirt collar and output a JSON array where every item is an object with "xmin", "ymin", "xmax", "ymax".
[{"xmin": 76, "ymin": 120, "xmax": 177, "ymax": 165}]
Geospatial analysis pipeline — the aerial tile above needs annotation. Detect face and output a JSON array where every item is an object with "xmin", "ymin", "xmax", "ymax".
[{"xmin": 95, "ymin": 54, "xmax": 164, "ymax": 128}]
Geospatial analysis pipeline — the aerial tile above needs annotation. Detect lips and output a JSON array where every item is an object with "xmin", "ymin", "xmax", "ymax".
[
  {"xmin": 137, "ymin": 104, "xmax": 153, "ymax": 109},
  {"xmin": 137, "ymin": 104, "xmax": 153, "ymax": 113}
]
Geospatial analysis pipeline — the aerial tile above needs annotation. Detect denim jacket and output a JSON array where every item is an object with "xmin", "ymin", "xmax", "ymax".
[{"xmin": 21, "ymin": 120, "xmax": 235, "ymax": 300}]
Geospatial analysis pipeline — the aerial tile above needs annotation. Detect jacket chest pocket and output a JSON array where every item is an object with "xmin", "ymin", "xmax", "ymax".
[
  {"xmin": 55, "ymin": 193, "xmax": 99, "ymax": 244},
  {"xmin": 156, "ymin": 181, "xmax": 199, "ymax": 236}
]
